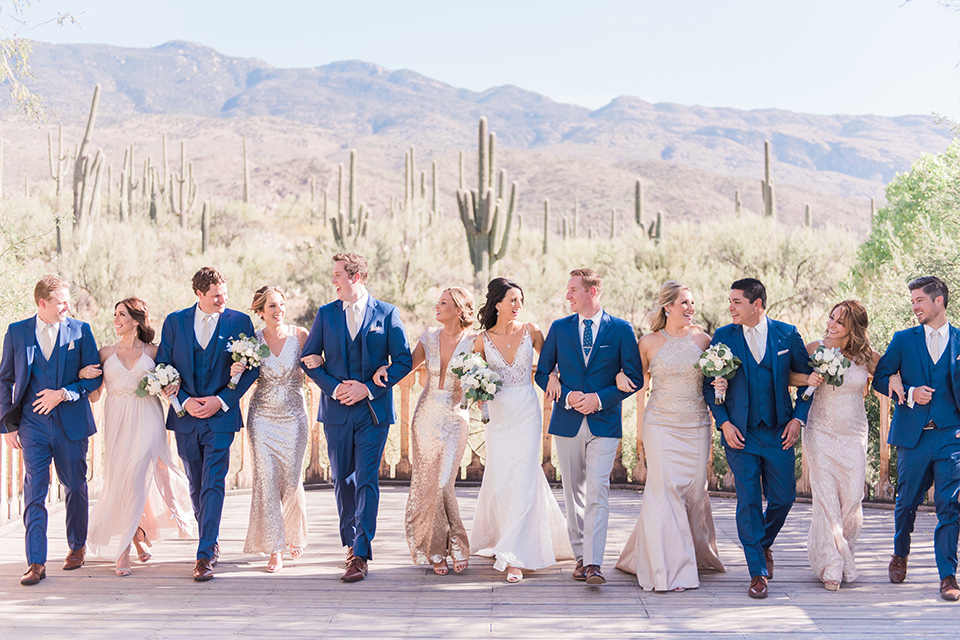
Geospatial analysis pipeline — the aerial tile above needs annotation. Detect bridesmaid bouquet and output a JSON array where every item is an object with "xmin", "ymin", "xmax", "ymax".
[
  {"xmin": 136, "ymin": 364, "xmax": 186, "ymax": 417},
  {"xmin": 695, "ymin": 343, "xmax": 742, "ymax": 404},
  {"xmin": 450, "ymin": 352, "xmax": 502, "ymax": 423},
  {"xmin": 226, "ymin": 333, "xmax": 270, "ymax": 389},
  {"xmin": 801, "ymin": 345, "xmax": 851, "ymax": 401}
]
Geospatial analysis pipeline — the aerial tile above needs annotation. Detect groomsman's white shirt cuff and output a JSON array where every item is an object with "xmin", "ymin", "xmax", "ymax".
[
  {"xmin": 906, "ymin": 387, "xmax": 915, "ymax": 409},
  {"xmin": 62, "ymin": 388, "xmax": 79, "ymax": 402},
  {"xmin": 216, "ymin": 396, "xmax": 229, "ymax": 411}
]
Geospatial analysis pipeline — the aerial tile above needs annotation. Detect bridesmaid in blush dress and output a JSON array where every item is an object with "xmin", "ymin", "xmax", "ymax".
[
  {"xmin": 230, "ymin": 286, "xmax": 312, "ymax": 573},
  {"xmin": 394, "ymin": 288, "xmax": 476, "ymax": 576},
  {"xmin": 796, "ymin": 300, "xmax": 881, "ymax": 591},
  {"xmin": 615, "ymin": 281, "xmax": 725, "ymax": 591},
  {"xmin": 83, "ymin": 298, "xmax": 193, "ymax": 577}
]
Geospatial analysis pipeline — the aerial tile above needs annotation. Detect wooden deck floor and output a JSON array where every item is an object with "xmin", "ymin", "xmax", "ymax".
[{"xmin": 0, "ymin": 486, "xmax": 952, "ymax": 639}]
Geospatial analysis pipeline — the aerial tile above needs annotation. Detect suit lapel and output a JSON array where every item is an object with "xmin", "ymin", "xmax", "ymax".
[
  {"xmin": 766, "ymin": 318, "xmax": 781, "ymax": 393},
  {"xmin": 731, "ymin": 324, "xmax": 748, "ymax": 367},
  {"xmin": 915, "ymin": 326, "xmax": 932, "ymax": 382},
  {"xmin": 181, "ymin": 306, "xmax": 198, "ymax": 384},
  {"xmin": 335, "ymin": 300, "xmax": 349, "ymax": 361},
  {"xmin": 569, "ymin": 315, "xmax": 586, "ymax": 368},
  {"xmin": 55, "ymin": 318, "xmax": 74, "ymax": 388},
  {"xmin": 24, "ymin": 317, "xmax": 36, "ymax": 376}
]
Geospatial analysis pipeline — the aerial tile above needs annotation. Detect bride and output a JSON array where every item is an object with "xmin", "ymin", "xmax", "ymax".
[
  {"xmin": 469, "ymin": 277, "xmax": 573, "ymax": 583},
  {"xmin": 82, "ymin": 298, "xmax": 193, "ymax": 576}
]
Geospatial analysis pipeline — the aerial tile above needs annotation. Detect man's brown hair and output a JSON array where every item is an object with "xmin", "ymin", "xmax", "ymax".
[
  {"xmin": 333, "ymin": 253, "xmax": 369, "ymax": 283},
  {"xmin": 570, "ymin": 268, "xmax": 602, "ymax": 294},
  {"xmin": 34, "ymin": 275, "xmax": 69, "ymax": 305},
  {"xmin": 192, "ymin": 267, "xmax": 226, "ymax": 295}
]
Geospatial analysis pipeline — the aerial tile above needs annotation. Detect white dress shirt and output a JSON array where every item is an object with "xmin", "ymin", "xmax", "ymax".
[
  {"xmin": 565, "ymin": 309, "xmax": 605, "ymax": 412},
  {"xmin": 743, "ymin": 316, "xmax": 769, "ymax": 363},
  {"xmin": 192, "ymin": 306, "xmax": 228, "ymax": 411},
  {"xmin": 34, "ymin": 317, "xmax": 77, "ymax": 401},
  {"xmin": 336, "ymin": 289, "xmax": 374, "ymax": 401},
  {"xmin": 907, "ymin": 322, "xmax": 951, "ymax": 408}
]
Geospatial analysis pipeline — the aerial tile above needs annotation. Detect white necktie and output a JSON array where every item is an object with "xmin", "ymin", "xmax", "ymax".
[
  {"xmin": 346, "ymin": 303, "xmax": 359, "ymax": 340},
  {"xmin": 930, "ymin": 329, "xmax": 942, "ymax": 364},
  {"xmin": 747, "ymin": 326, "xmax": 762, "ymax": 363},
  {"xmin": 200, "ymin": 314, "xmax": 214, "ymax": 349},
  {"xmin": 40, "ymin": 323, "xmax": 56, "ymax": 360}
]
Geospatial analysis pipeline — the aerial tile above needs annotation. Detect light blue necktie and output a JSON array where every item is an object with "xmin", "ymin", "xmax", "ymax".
[{"xmin": 582, "ymin": 318, "xmax": 594, "ymax": 358}]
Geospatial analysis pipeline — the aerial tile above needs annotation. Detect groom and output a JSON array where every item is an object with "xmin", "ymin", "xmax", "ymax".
[
  {"xmin": 156, "ymin": 266, "xmax": 258, "ymax": 581},
  {"xmin": 535, "ymin": 268, "xmax": 643, "ymax": 586},
  {"xmin": 0, "ymin": 275, "xmax": 101, "ymax": 585},
  {"xmin": 703, "ymin": 278, "xmax": 811, "ymax": 599},
  {"xmin": 302, "ymin": 252, "xmax": 412, "ymax": 582},
  {"xmin": 873, "ymin": 276, "xmax": 960, "ymax": 601}
]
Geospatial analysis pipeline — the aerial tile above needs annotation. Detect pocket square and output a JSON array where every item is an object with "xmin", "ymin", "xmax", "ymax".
[
  {"xmin": 68, "ymin": 340, "xmax": 75, "ymax": 351},
  {"xmin": 777, "ymin": 349, "xmax": 789, "ymax": 356}
]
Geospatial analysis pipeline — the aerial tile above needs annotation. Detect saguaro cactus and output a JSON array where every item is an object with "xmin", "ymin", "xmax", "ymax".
[
  {"xmin": 804, "ymin": 204, "xmax": 812, "ymax": 228},
  {"xmin": 734, "ymin": 189, "xmax": 742, "ymax": 217},
  {"xmin": 71, "ymin": 84, "xmax": 101, "ymax": 232},
  {"xmin": 634, "ymin": 179, "xmax": 644, "ymax": 226},
  {"xmin": 242, "ymin": 134, "xmax": 251, "ymax": 204},
  {"xmin": 761, "ymin": 140, "xmax": 777, "ymax": 221},
  {"xmin": 542, "ymin": 198, "xmax": 550, "ymax": 254},
  {"xmin": 456, "ymin": 117, "xmax": 518, "ymax": 286},
  {"xmin": 169, "ymin": 141, "xmax": 198, "ymax": 228},
  {"xmin": 330, "ymin": 149, "xmax": 369, "ymax": 247}
]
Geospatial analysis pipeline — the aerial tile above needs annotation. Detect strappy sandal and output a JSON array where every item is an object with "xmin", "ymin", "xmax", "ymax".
[
  {"xmin": 133, "ymin": 527, "xmax": 152, "ymax": 563},
  {"xmin": 115, "ymin": 548, "xmax": 132, "ymax": 577},
  {"xmin": 432, "ymin": 560, "xmax": 449, "ymax": 575},
  {"xmin": 506, "ymin": 567, "xmax": 523, "ymax": 583},
  {"xmin": 267, "ymin": 552, "xmax": 283, "ymax": 573},
  {"xmin": 289, "ymin": 545, "xmax": 303, "ymax": 559},
  {"xmin": 453, "ymin": 558, "xmax": 468, "ymax": 574}
]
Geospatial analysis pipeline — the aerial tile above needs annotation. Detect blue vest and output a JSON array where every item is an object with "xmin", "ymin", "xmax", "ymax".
[
  {"xmin": 928, "ymin": 347, "xmax": 960, "ymax": 429},
  {"xmin": 746, "ymin": 344, "xmax": 778, "ymax": 429},
  {"xmin": 345, "ymin": 332, "xmax": 362, "ymax": 381},
  {"xmin": 192, "ymin": 328, "xmax": 220, "ymax": 397},
  {"xmin": 21, "ymin": 333, "xmax": 61, "ymax": 429}
]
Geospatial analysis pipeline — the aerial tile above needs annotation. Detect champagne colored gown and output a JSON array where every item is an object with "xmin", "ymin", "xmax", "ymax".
[
  {"xmin": 616, "ymin": 330, "xmax": 725, "ymax": 590},
  {"xmin": 404, "ymin": 327, "xmax": 473, "ymax": 565}
]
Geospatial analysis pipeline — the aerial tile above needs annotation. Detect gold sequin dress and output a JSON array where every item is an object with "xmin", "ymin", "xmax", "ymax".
[
  {"xmin": 405, "ymin": 327, "xmax": 473, "ymax": 565},
  {"xmin": 243, "ymin": 329, "xmax": 309, "ymax": 555},
  {"xmin": 616, "ymin": 330, "xmax": 725, "ymax": 590}
]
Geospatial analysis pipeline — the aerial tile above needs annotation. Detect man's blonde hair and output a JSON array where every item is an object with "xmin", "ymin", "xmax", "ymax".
[
  {"xmin": 34, "ymin": 275, "xmax": 69, "ymax": 305},
  {"xmin": 333, "ymin": 253, "xmax": 369, "ymax": 283},
  {"xmin": 570, "ymin": 268, "xmax": 602, "ymax": 294}
]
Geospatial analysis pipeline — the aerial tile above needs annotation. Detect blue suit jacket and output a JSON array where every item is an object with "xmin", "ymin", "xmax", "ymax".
[
  {"xmin": 301, "ymin": 295, "xmax": 412, "ymax": 426},
  {"xmin": 155, "ymin": 305, "xmax": 258, "ymax": 434},
  {"xmin": 0, "ymin": 316, "xmax": 101, "ymax": 440},
  {"xmin": 704, "ymin": 318, "xmax": 812, "ymax": 439},
  {"xmin": 873, "ymin": 325, "xmax": 960, "ymax": 449},
  {"xmin": 534, "ymin": 312, "xmax": 643, "ymax": 439}
]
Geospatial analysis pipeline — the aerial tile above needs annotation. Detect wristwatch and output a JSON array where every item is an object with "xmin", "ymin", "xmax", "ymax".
[
  {"xmin": 61, "ymin": 388, "xmax": 69, "ymax": 402},
  {"xmin": 796, "ymin": 418, "xmax": 806, "ymax": 428}
]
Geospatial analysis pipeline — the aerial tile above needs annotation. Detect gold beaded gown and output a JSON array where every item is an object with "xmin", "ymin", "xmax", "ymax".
[
  {"xmin": 243, "ymin": 329, "xmax": 309, "ymax": 556},
  {"xmin": 405, "ymin": 327, "xmax": 473, "ymax": 565}
]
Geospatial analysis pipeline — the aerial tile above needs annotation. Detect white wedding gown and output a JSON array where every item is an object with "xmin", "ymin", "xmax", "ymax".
[
  {"xmin": 87, "ymin": 347, "xmax": 194, "ymax": 561},
  {"xmin": 470, "ymin": 328, "xmax": 573, "ymax": 571}
]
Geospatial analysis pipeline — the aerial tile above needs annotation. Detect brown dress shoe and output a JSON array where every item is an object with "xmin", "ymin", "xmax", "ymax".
[
  {"xmin": 63, "ymin": 547, "xmax": 85, "ymax": 570},
  {"xmin": 21, "ymin": 563, "xmax": 46, "ymax": 585},
  {"xmin": 584, "ymin": 565, "xmax": 605, "ymax": 585},
  {"xmin": 345, "ymin": 546, "xmax": 355, "ymax": 568},
  {"xmin": 941, "ymin": 576, "xmax": 960, "ymax": 601},
  {"xmin": 341, "ymin": 556, "xmax": 368, "ymax": 582},
  {"xmin": 748, "ymin": 575, "xmax": 768, "ymax": 599},
  {"xmin": 889, "ymin": 554, "xmax": 907, "ymax": 583},
  {"xmin": 572, "ymin": 560, "xmax": 587, "ymax": 581},
  {"xmin": 193, "ymin": 558, "xmax": 214, "ymax": 582},
  {"xmin": 763, "ymin": 547, "xmax": 774, "ymax": 581}
]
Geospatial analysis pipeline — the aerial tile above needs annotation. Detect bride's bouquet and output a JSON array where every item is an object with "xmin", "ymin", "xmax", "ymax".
[
  {"xmin": 695, "ymin": 343, "xmax": 742, "ymax": 404},
  {"xmin": 226, "ymin": 333, "xmax": 271, "ymax": 389},
  {"xmin": 136, "ymin": 363, "xmax": 185, "ymax": 417},
  {"xmin": 802, "ymin": 345, "xmax": 851, "ymax": 401},
  {"xmin": 450, "ymin": 352, "xmax": 503, "ymax": 423}
]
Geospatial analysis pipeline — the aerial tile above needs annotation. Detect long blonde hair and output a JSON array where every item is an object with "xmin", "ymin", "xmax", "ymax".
[{"xmin": 646, "ymin": 281, "xmax": 691, "ymax": 332}]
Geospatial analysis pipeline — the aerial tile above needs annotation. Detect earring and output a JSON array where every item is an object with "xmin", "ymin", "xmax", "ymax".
[{"xmin": 665, "ymin": 310, "xmax": 671, "ymax": 316}]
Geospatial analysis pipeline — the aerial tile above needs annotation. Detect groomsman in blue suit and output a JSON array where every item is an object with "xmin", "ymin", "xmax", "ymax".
[
  {"xmin": 302, "ymin": 253, "xmax": 412, "ymax": 582},
  {"xmin": 704, "ymin": 278, "xmax": 811, "ymax": 599},
  {"xmin": 0, "ymin": 275, "xmax": 102, "ymax": 585},
  {"xmin": 156, "ymin": 267, "xmax": 258, "ymax": 581},
  {"xmin": 873, "ymin": 276, "xmax": 960, "ymax": 601},
  {"xmin": 535, "ymin": 268, "xmax": 643, "ymax": 586}
]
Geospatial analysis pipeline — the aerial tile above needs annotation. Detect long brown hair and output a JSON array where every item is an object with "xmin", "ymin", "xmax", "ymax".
[
  {"xmin": 827, "ymin": 300, "xmax": 871, "ymax": 366},
  {"xmin": 116, "ymin": 297, "xmax": 156, "ymax": 344}
]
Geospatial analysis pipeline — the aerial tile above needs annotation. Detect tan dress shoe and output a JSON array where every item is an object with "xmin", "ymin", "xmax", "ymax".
[
  {"xmin": 572, "ymin": 560, "xmax": 587, "ymax": 581},
  {"xmin": 341, "ymin": 556, "xmax": 368, "ymax": 582},
  {"xmin": 889, "ymin": 554, "xmax": 907, "ymax": 583},
  {"xmin": 763, "ymin": 547, "xmax": 774, "ymax": 580},
  {"xmin": 21, "ymin": 563, "xmax": 46, "ymax": 585},
  {"xmin": 584, "ymin": 565, "xmax": 605, "ymax": 585},
  {"xmin": 345, "ymin": 546, "xmax": 355, "ymax": 568},
  {"xmin": 63, "ymin": 547, "xmax": 85, "ymax": 570},
  {"xmin": 941, "ymin": 576, "xmax": 960, "ymax": 601},
  {"xmin": 748, "ymin": 575, "xmax": 768, "ymax": 599},
  {"xmin": 193, "ymin": 558, "xmax": 214, "ymax": 582}
]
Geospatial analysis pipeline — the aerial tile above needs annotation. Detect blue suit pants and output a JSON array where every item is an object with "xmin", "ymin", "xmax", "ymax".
[{"xmin": 176, "ymin": 425, "xmax": 234, "ymax": 560}]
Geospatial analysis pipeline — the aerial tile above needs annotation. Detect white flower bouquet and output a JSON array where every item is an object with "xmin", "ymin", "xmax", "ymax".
[
  {"xmin": 136, "ymin": 363, "xmax": 185, "ymax": 417},
  {"xmin": 226, "ymin": 333, "xmax": 270, "ymax": 389},
  {"xmin": 450, "ymin": 352, "xmax": 502, "ymax": 423},
  {"xmin": 802, "ymin": 345, "xmax": 851, "ymax": 401},
  {"xmin": 695, "ymin": 343, "xmax": 742, "ymax": 404}
]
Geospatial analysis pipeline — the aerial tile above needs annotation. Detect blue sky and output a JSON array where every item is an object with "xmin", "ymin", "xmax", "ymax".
[{"xmin": 16, "ymin": 0, "xmax": 960, "ymax": 119}]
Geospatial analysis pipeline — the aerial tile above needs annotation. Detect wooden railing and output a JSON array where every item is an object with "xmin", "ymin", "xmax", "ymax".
[{"xmin": 0, "ymin": 371, "xmax": 900, "ymax": 528}]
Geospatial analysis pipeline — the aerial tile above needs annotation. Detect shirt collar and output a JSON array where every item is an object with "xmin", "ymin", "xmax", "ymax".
[
  {"xmin": 579, "ymin": 309, "xmax": 604, "ymax": 327},
  {"xmin": 347, "ymin": 291, "xmax": 369, "ymax": 315},
  {"xmin": 195, "ymin": 306, "xmax": 221, "ymax": 323},
  {"xmin": 36, "ymin": 316, "xmax": 61, "ymax": 334},
  {"xmin": 924, "ymin": 322, "xmax": 950, "ymax": 340},
  {"xmin": 744, "ymin": 316, "xmax": 768, "ymax": 338}
]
